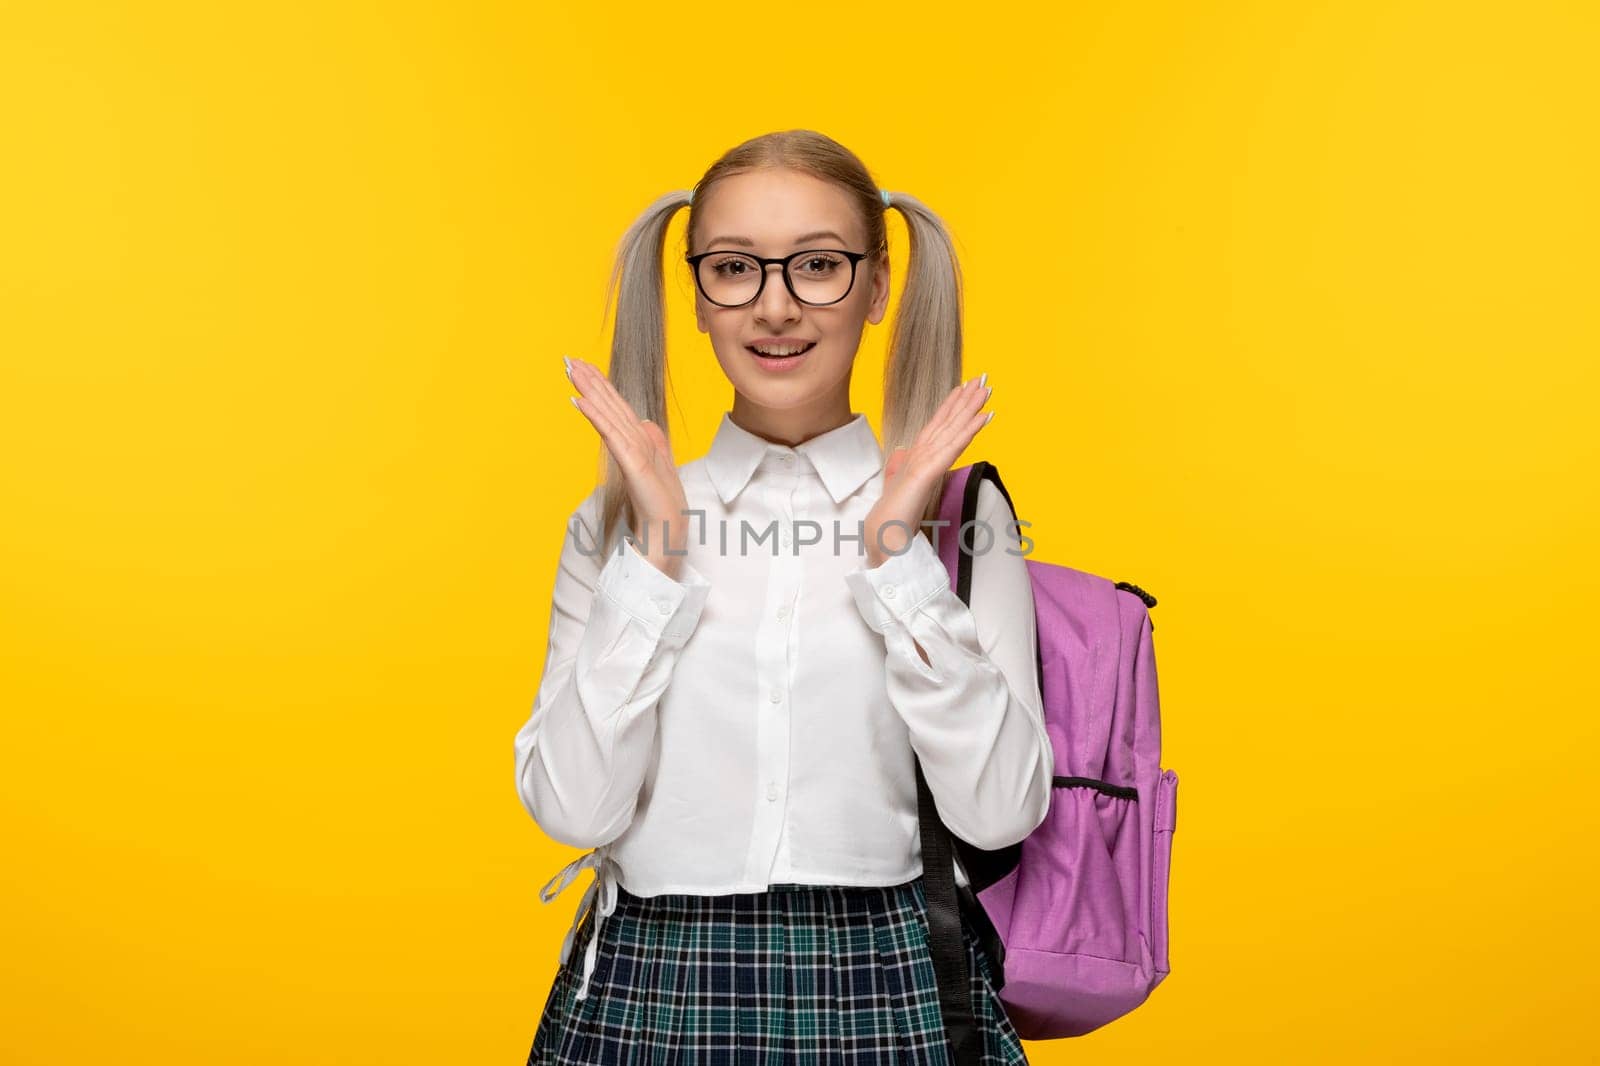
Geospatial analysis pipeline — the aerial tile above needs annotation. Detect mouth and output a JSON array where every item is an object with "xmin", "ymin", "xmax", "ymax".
[
  {"xmin": 746, "ymin": 341, "xmax": 818, "ymax": 359},
  {"xmin": 745, "ymin": 340, "xmax": 817, "ymax": 372}
]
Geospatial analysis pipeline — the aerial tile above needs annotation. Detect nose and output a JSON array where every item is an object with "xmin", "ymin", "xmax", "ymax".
[{"xmin": 753, "ymin": 261, "xmax": 802, "ymax": 326}]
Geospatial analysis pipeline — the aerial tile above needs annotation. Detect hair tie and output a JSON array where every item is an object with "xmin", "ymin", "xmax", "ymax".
[{"xmin": 880, "ymin": 188, "xmax": 893, "ymax": 208}]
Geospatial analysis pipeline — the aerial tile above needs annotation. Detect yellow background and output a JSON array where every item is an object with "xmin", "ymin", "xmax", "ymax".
[{"xmin": 3, "ymin": 2, "xmax": 1596, "ymax": 1062}]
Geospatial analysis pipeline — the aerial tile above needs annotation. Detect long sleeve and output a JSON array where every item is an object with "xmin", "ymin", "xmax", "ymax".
[
  {"xmin": 513, "ymin": 492, "xmax": 711, "ymax": 850},
  {"xmin": 843, "ymin": 478, "xmax": 1053, "ymax": 852}
]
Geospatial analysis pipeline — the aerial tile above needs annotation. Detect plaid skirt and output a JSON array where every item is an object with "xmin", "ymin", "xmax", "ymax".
[{"xmin": 527, "ymin": 875, "xmax": 1027, "ymax": 1065}]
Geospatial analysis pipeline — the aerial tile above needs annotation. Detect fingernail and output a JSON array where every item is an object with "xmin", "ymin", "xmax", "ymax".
[
  {"xmin": 570, "ymin": 395, "xmax": 580, "ymax": 409},
  {"xmin": 563, "ymin": 354, "xmax": 573, "ymax": 380},
  {"xmin": 985, "ymin": 410, "xmax": 995, "ymax": 424},
  {"xmin": 979, "ymin": 372, "xmax": 987, "ymax": 389}
]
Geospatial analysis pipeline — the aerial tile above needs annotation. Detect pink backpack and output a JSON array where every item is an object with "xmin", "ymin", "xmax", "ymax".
[{"xmin": 917, "ymin": 462, "xmax": 1179, "ymax": 1063}]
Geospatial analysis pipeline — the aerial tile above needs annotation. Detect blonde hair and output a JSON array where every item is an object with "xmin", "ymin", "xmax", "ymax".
[{"xmin": 593, "ymin": 129, "xmax": 964, "ymax": 555}]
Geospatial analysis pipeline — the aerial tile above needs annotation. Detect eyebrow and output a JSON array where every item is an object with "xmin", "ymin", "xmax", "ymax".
[{"xmin": 703, "ymin": 229, "xmax": 850, "ymax": 250}]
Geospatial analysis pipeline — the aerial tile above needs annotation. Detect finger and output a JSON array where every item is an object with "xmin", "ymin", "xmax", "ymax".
[
  {"xmin": 570, "ymin": 378, "xmax": 643, "ymax": 471},
  {"xmin": 923, "ymin": 386, "xmax": 993, "ymax": 474},
  {"xmin": 571, "ymin": 359, "xmax": 649, "ymax": 467},
  {"xmin": 894, "ymin": 386, "xmax": 976, "ymax": 488},
  {"xmin": 922, "ymin": 376, "xmax": 990, "ymax": 456},
  {"xmin": 912, "ymin": 376, "xmax": 982, "ymax": 450},
  {"xmin": 572, "ymin": 357, "xmax": 642, "ymax": 434},
  {"xmin": 568, "ymin": 388, "xmax": 616, "ymax": 452},
  {"xmin": 949, "ymin": 404, "xmax": 995, "ymax": 459}
]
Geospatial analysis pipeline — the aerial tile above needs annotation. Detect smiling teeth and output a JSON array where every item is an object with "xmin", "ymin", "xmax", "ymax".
[{"xmin": 752, "ymin": 343, "xmax": 812, "ymax": 356}]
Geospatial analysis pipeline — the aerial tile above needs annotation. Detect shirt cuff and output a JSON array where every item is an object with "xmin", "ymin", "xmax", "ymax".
[
  {"xmin": 594, "ymin": 534, "xmax": 711, "ymax": 650},
  {"xmin": 843, "ymin": 531, "xmax": 953, "ymax": 634}
]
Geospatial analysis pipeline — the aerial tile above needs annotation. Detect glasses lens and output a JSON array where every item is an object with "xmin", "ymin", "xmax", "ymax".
[
  {"xmin": 697, "ymin": 253, "xmax": 763, "ymax": 306},
  {"xmin": 787, "ymin": 250, "xmax": 854, "ymax": 305}
]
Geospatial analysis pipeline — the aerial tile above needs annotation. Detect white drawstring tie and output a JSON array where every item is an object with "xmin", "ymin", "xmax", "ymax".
[{"xmin": 539, "ymin": 846, "xmax": 620, "ymax": 1001}]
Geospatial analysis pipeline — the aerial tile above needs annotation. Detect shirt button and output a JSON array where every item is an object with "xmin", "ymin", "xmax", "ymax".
[
  {"xmin": 882, "ymin": 584, "xmax": 897, "ymax": 598},
  {"xmin": 655, "ymin": 597, "xmax": 672, "ymax": 615},
  {"xmin": 768, "ymin": 690, "xmax": 781, "ymax": 704},
  {"xmin": 766, "ymin": 782, "xmax": 780, "ymax": 801},
  {"xmin": 776, "ymin": 606, "xmax": 789, "ymax": 621}
]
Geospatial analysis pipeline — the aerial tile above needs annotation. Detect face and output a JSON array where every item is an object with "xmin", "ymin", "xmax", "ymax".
[{"xmin": 691, "ymin": 169, "xmax": 889, "ymax": 434}]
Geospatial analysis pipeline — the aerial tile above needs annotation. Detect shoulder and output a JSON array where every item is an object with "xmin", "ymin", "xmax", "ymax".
[
  {"xmin": 970, "ymin": 476, "xmax": 1017, "ymax": 535},
  {"xmin": 964, "ymin": 474, "xmax": 1028, "ymax": 565},
  {"xmin": 973, "ymin": 476, "xmax": 1007, "ymax": 517}
]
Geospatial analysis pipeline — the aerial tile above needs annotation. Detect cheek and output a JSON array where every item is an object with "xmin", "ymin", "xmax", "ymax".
[
  {"xmin": 712, "ymin": 325, "xmax": 744, "ymax": 358},
  {"xmin": 818, "ymin": 304, "xmax": 871, "ymax": 351},
  {"xmin": 707, "ymin": 327, "xmax": 752, "ymax": 375},
  {"xmin": 811, "ymin": 332, "xmax": 859, "ymax": 375}
]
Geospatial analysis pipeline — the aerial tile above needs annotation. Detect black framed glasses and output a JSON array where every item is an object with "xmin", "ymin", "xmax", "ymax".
[{"xmin": 685, "ymin": 248, "xmax": 871, "ymax": 308}]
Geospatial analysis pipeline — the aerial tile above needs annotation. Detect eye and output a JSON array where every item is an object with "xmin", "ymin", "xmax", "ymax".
[
  {"xmin": 793, "ymin": 253, "xmax": 843, "ymax": 276},
  {"xmin": 710, "ymin": 257, "xmax": 754, "ymax": 278}
]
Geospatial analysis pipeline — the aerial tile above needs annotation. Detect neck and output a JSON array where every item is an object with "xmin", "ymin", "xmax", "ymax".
[{"xmin": 729, "ymin": 389, "xmax": 854, "ymax": 447}]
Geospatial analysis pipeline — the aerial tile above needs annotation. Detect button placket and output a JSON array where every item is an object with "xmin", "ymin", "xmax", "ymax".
[{"xmin": 744, "ymin": 471, "xmax": 799, "ymax": 884}]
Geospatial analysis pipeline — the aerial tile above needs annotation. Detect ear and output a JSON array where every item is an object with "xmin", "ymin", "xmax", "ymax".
[
  {"xmin": 694, "ymin": 290, "xmax": 708, "ymax": 333},
  {"xmin": 867, "ymin": 254, "xmax": 890, "ymax": 326}
]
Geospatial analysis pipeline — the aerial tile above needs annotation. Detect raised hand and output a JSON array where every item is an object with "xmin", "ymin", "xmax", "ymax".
[
  {"xmin": 564, "ymin": 354, "xmax": 692, "ymax": 581},
  {"xmin": 864, "ymin": 373, "xmax": 993, "ymax": 569}
]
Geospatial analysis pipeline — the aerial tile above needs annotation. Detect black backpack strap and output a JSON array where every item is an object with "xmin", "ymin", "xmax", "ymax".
[
  {"xmin": 945, "ymin": 462, "xmax": 1030, "ymax": 903},
  {"xmin": 916, "ymin": 761, "xmax": 984, "ymax": 1066},
  {"xmin": 916, "ymin": 459, "xmax": 1016, "ymax": 1066}
]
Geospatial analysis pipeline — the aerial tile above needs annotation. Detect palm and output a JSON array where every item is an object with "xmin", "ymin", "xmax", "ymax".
[
  {"xmin": 565, "ymin": 355, "xmax": 691, "ymax": 570},
  {"xmin": 863, "ymin": 375, "xmax": 994, "ymax": 568}
]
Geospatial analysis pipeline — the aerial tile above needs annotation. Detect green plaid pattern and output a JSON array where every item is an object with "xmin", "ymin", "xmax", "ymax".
[{"xmin": 528, "ymin": 875, "xmax": 1026, "ymax": 1065}]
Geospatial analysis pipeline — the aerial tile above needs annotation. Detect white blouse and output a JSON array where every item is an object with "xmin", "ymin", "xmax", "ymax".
[{"xmin": 514, "ymin": 410, "xmax": 1053, "ymax": 998}]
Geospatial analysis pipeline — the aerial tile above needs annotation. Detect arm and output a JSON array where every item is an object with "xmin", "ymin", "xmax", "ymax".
[
  {"xmin": 513, "ymin": 490, "xmax": 711, "ymax": 849},
  {"xmin": 843, "ymin": 478, "xmax": 1053, "ymax": 851}
]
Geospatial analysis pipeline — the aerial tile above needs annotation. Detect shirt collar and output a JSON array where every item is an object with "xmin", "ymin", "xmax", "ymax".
[{"xmin": 705, "ymin": 411, "xmax": 884, "ymax": 506}]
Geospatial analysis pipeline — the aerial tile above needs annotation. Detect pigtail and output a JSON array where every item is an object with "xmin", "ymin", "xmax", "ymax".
[
  {"xmin": 595, "ymin": 189, "xmax": 693, "ymax": 557},
  {"xmin": 880, "ymin": 190, "xmax": 965, "ymax": 533}
]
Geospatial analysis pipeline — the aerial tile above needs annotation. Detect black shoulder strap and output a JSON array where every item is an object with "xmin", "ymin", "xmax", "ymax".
[
  {"xmin": 915, "ymin": 761, "xmax": 985, "ymax": 1066},
  {"xmin": 915, "ymin": 459, "xmax": 1008, "ymax": 1066}
]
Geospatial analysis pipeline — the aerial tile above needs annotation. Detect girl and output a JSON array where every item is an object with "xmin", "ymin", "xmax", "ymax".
[{"xmin": 515, "ymin": 129, "xmax": 1053, "ymax": 1064}]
